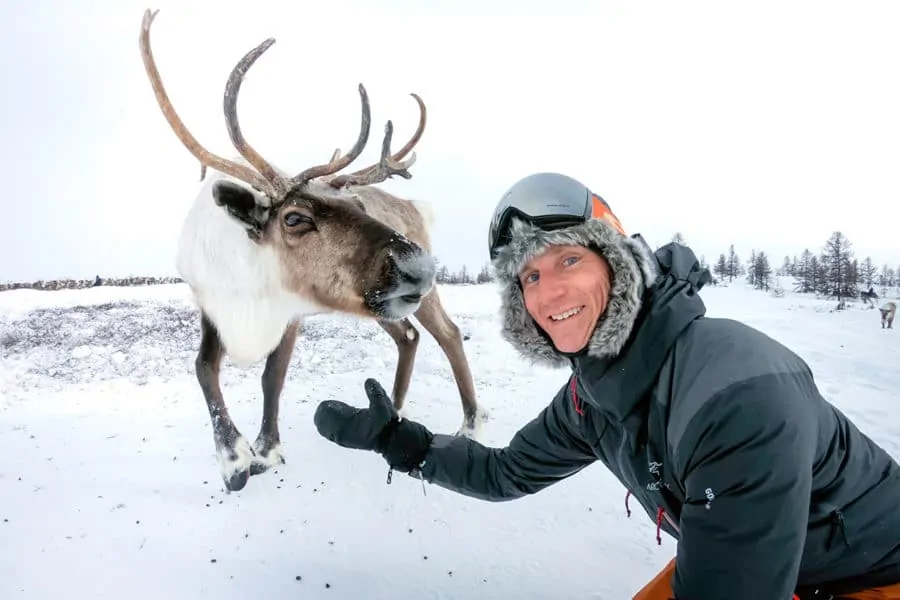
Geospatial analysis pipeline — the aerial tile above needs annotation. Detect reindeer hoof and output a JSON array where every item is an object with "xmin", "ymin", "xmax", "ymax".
[
  {"xmin": 225, "ymin": 469, "xmax": 251, "ymax": 492},
  {"xmin": 249, "ymin": 454, "xmax": 285, "ymax": 476},
  {"xmin": 250, "ymin": 439, "xmax": 286, "ymax": 476},
  {"xmin": 216, "ymin": 434, "xmax": 256, "ymax": 492},
  {"xmin": 455, "ymin": 406, "xmax": 490, "ymax": 440}
]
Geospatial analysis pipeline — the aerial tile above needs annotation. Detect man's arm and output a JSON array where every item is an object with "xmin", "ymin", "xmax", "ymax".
[
  {"xmin": 416, "ymin": 379, "xmax": 597, "ymax": 502},
  {"xmin": 671, "ymin": 375, "xmax": 818, "ymax": 600}
]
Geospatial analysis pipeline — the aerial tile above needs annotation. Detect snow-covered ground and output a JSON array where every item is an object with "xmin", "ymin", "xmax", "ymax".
[{"xmin": 1, "ymin": 278, "xmax": 897, "ymax": 599}]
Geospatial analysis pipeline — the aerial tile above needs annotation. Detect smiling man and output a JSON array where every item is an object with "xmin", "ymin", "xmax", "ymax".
[
  {"xmin": 518, "ymin": 243, "xmax": 613, "ymax": 353},
  {"xmin": 314, "ymin": 172, "xmax": 900, "ymax": 600}
]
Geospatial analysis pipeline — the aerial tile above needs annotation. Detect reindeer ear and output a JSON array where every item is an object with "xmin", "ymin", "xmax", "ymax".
[
  {"xmin": 213, "ymin": 180, "xmax": 258, "ymax": 214},
  {"xmin": 212, "ymin": 181, "xmax": 271, "ymax": 239}
]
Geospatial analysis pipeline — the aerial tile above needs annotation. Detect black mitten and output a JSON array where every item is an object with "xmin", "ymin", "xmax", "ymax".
[{"xmin": 314, "ymin": 378, "xmax": 434, "ymax": 473}]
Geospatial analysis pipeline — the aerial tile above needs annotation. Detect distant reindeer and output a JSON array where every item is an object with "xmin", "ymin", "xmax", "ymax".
[
  {"xmin": 880, "ymin": 302, "xmax": 896, "ymax": 329},
  {"xmin": 138, "ymin": 9, "xmax": 486, "ymax": 492},
  {"xmin": 860, "ymin": 287, "xmax": 879, "ymax": 308}
]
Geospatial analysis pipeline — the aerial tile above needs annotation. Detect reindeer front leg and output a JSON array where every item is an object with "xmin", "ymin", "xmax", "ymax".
[
  {"xmin": 196, "ymin": 313, "xmax": 256, "ymax": 492},
  {"xmin": 250, "ymin": 320, "xmax": 299, "ymax": 475},
  {"xmin": 413, "ymin": 291, "xmax": 488, "ymax": 439},
  {"xmin": 375, "ymin": 318, "xmax": 420, "ymax": 414}
]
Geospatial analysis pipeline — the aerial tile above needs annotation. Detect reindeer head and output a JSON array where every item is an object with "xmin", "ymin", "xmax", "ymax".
[{"xmin": 139, "ymin": 9, "xmax": 435, "ymax": 321}]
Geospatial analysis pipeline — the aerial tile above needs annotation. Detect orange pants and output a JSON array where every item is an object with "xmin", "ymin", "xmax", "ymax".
[
  {"xmin": 632, "ymin": 558, "xmax": 675, "ymax": 600},
  {"xmin": 633, "ymin": 558, "xmax": 900, "ymax": 600},
  {"xmin": 841, "ymin": 585, "xmax": 900, "ymax": 600}
]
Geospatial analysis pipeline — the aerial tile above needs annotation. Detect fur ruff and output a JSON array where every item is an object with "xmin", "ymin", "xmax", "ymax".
[{"xmin": 491, "ymin": 217, "xmax": 660, "ymax": 368}]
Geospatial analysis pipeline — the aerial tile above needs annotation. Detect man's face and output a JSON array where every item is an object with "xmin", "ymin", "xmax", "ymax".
[{"xmin": 519, "ymin": 244, "xmax": 612, "ymax": 354}]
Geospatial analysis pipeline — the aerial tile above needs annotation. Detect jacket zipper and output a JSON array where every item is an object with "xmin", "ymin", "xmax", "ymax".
[{"xmin": 663, "ymin": 509, "xmax": 680, "ymax": 534}]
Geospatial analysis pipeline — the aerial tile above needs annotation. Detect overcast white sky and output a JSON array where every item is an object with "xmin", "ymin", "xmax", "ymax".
[{"xmin": 2, "ymin": 0, "xmax": 899, "ymax": 282}]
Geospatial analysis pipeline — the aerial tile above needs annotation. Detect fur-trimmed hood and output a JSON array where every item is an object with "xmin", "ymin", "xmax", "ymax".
[{"xmin": 491, "ymin": 217, "xmax": 661, "ymax": 368}]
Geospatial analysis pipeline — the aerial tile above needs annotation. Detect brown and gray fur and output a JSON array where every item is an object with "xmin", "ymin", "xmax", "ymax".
[
  {"xmin": 880, "ymin": 301, "xmax": 896, "ymax": 329},
  {"xmin": 139, "ymin": 9, "xmax": 486, "ymax": 492}
]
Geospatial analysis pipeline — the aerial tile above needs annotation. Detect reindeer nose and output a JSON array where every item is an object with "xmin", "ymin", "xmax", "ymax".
[
  {"xmin": 390, "ymin": 248, "xmax": 436, "ymax": 289},
  {"xmin": 371, "ymin": 245, "xmax": 437, "ymax": 320}
]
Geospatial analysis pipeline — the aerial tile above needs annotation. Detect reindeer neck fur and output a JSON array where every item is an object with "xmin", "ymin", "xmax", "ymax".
[{"xmin": 176, "ymin": 163, "xmax": 327, "ymax": 369}]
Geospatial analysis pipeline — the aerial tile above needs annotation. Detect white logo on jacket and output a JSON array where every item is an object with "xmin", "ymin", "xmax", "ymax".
[{"xmin": 646, "ymin": 461, "xmax": 671, "ymax": 491}]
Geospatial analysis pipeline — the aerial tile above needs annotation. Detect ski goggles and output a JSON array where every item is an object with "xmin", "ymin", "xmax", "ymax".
[{"xmin": 487, "ymin": 183, "xmax": 625, "ymax": 260}]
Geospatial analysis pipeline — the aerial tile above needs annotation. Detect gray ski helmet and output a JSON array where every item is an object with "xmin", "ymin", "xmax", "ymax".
[{"xmin": 487, "ymin": 172, "xmax": 623, "ymax": 260}]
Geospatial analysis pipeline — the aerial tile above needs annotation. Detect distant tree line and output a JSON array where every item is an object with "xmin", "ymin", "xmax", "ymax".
[
  {"xmin": 0, "ymin": 275, "xmax": 183, "ymax": 292},
  {"xmin": 438, "ymin": 229, "xmax": 898, "ymax": 301},
  {"xmin": 431, "ymin": 261, "xmax": 495, "ymax": 285},
  {"xmin": 667, "ymin": 230, "xmax": 897, "ymax": 303},
  {"xmin": 5, "ymin": 231, "xmax": 895, "ymax": 301}
]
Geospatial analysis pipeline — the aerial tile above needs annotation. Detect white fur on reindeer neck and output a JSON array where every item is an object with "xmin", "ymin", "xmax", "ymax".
[{"xmin": 176, "ymin": 159, "xmax": 330, "ymax": 369}]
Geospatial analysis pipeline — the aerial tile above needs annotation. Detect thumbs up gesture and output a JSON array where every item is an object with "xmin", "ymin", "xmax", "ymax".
[{"xmin": 314, "ymin": 378, "xmax": 434, "ymax": 473}]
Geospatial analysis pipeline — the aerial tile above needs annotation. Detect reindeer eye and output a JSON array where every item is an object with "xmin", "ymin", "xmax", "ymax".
[{"xmin": 284, "ymin": 212, "xmax": 313, "ymax": 228}]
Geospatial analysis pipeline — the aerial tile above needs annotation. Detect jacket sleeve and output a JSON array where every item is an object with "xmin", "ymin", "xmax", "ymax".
[
  {"xmin": 415, "ymin": 379, "xmax": 597, "ymax": 502},
  {"xmin": 670, "ymin": 375, "xmax": 819, "ymax": 600}
]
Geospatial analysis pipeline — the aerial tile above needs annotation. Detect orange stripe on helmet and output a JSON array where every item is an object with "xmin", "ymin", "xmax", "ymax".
[{"xmin": 591, "ymin": 194, "xmax": 626, "ymax": 235}]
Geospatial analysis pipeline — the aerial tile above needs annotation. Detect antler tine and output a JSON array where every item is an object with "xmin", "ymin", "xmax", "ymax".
[
  {"xmin": 328, "ymin": 92, "xmax": 426, "ymax": 189},
  {"xmin": 223, "ymin": 37, "xmax": 286, "ymax": 195},
  {"xmin": 138, "ymin": 9, "xmax": 277, "ymax": 197},
  {"xmin": 391, "ymin": 93, "xmax": 426, "ymax": 161},
  {"xmin": 287, "ymin": 84, "xmax": 373, "ymax": 186},
  {"xmin": 328, "ymin": 120, "xmax": 416, "ymax": 188}
]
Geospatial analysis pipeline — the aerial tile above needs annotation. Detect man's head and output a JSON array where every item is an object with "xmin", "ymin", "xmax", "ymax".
[
  {"xmin": 518, "ymin": 243, "xmax": 613, "ymax": 354},
  {"xmin": 488, "ymin": 172, "xmax": 659, "ymax": 367}
]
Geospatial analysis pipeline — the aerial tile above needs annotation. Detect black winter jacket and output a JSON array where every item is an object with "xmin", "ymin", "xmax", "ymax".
[{"xmin": 415, "ymin": 238, "xmax": 900, "ymax": 599}]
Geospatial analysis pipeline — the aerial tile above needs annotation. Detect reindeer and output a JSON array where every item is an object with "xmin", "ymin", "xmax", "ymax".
[
  {"xmin": 860, "ymin": 286, "xmax": 879, "ymax": 308},
  {"xmin": 880, "ymin": 301, "xmax": 896, "ymax": 329},
  {"xmin": 138, "ymin": 9, "xmax": 487, "ymax": 492}
]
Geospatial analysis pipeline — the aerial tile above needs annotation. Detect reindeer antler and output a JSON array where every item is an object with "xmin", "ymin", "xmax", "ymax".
[
  {"xmin": 138, "ymin": 9, "xmax": 279, "ymax": 197},
  {"xmin": 286, "ymin": 84, "xmax": 373, "ymax": 187},
  {"xmin": 221, "ymin": 41, "xmax": 374, "ymax": 193},
  {"xmin": 221, "ymin": 37, "xmax": 285, "ymax": 193},
  {"xmin": 141, "ymin": 8, "xmax": 405, "ymax": 201},
  {"xmin": 328, "ymin": 93, "xmax": 426, "ymax": 189},
  {"xmin": 390, "ymin": 93, "xmax": 427, "ymax": 162}
]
